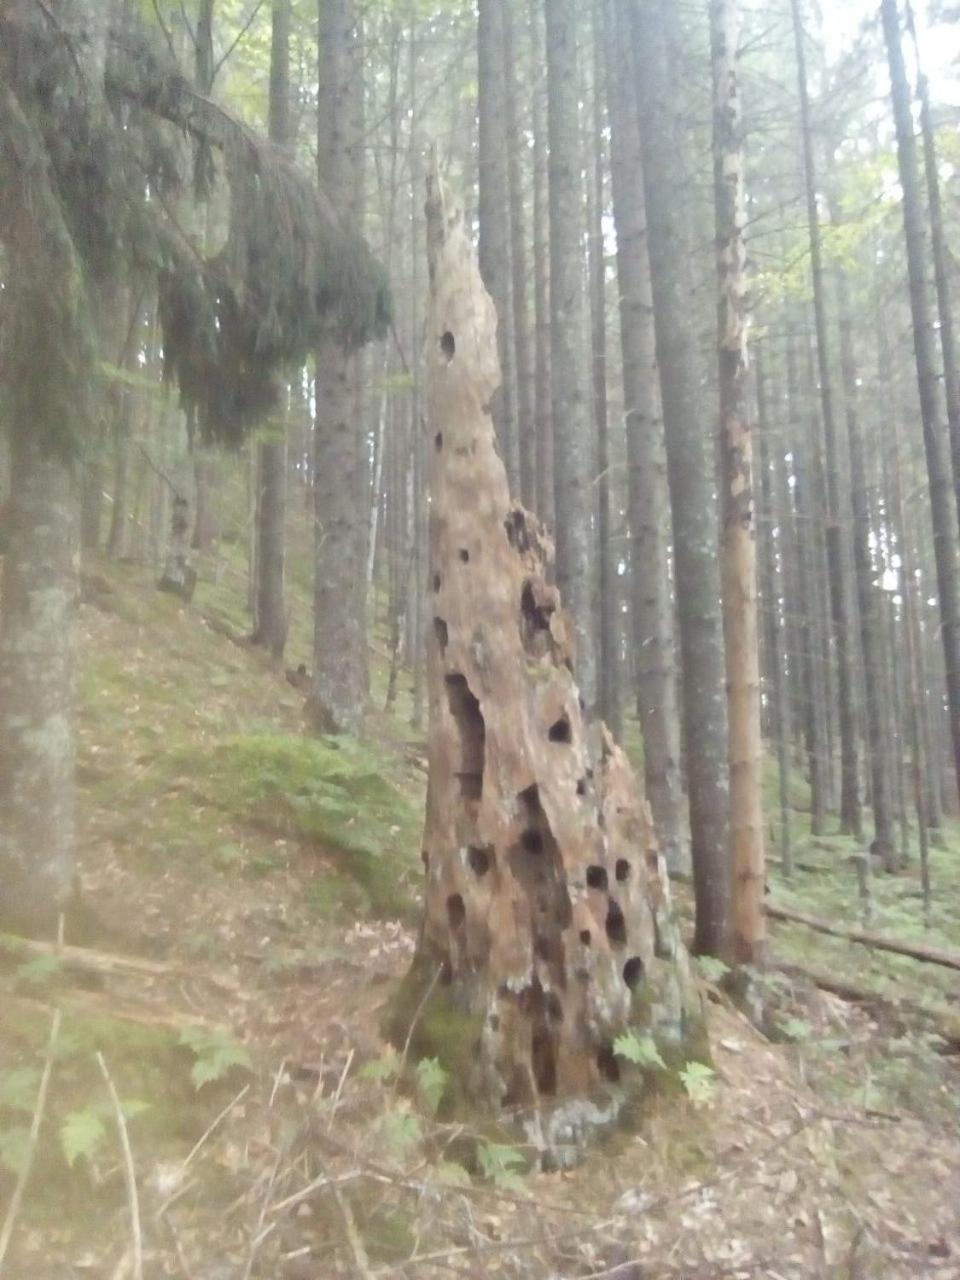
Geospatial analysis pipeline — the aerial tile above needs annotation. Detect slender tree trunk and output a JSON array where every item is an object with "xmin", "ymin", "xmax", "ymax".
[
  {"xmin": 503, "ymin": 5, "xmax": 536, "ymax": 510},
  {"xmin": 605, "ymin": 0, "xmax": 687, "ymax": 874},
  {"xmin": 530, "ymin": 0, "xmax": 554, "ymax": 529},
  {"xmin": 837, "ymin": 266, "xmax": 898, "ymax": 867},
  {"xmin": 251, "ymin": 0, "xmax": 290, "ymax": 659},
  {"xmin": 907, "ymin": 3, "xmax": 960, "ymax": 529},
  {"xmin": 790, "ymin": 0, "xmax": 861, "ymax": 837},
  {"xmin": 589, "ymin": 0, "xmax": 620, "ymax": 736},
  {"xmin": 309, "ymin": 0, "xmax": 368, "ymax": 733},
  {"xmin": 711, "ymin": 0, "xmax": 763, "ymax": 963},
  {"xmin": 786, "ymin": 323, "xmax": 828, "ymax": 835},
  {"xmin": 882, "ymin": 0, "xmax": 960, "ymax": 810},
  {"xmin": 477, "ymin": 0, "xmax": 519, "ymax": 493},
  {"xmin": 631, "ymin": 0, "xmax": 730, "ymax": 953},
  {"xmin": 545, "ymin": 0, "xmax": 597, "ymax": 711},
  {"xmin": 757, "ymin": 348, "xmax": 793, "ymax": 877}
]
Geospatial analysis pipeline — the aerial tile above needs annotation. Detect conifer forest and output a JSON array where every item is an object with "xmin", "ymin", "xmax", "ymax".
[{"xmin": 4, "ymin": 0, "xmax": 960, "ymax": 1275}]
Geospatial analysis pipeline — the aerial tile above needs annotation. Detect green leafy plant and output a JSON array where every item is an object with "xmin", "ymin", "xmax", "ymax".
[
  {"xmin": 178, "ymin": 1027, "xmax": 252, "ymax": 1090},
  {"xmin": 414, "ymin": 1057, "xmax": 449, "ymax": 1115},
  {"xmin": 60, "ymin": 1108, "xmax": 107, "ymax": 1168},
  {"xmin": 778, "ymin": 1016, "xmax": 813, "ymax": 1043},
  {"xmin": 613, "ymin": 1030, "xmax": 666, "ymax": 1070},
  {"xmin": 695, "ymin": 955, "xmax": 730, "ymax": 984},
  {"xmin": 679, "ymin": 1061, "xmax": 717, "ymax": 1106},
  {"xmin": 476, "ymin": 1141, "xmax": 527, "ymax": 1192},
  {"xmin": 378, "ymin": 1106, "xmax": 423, "ymax": 1158}
]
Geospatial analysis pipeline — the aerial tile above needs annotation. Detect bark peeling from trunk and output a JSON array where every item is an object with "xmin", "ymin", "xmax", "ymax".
[{"xmin": 387, "ymin": 172, "xmax": 704, "ymax": 1168}]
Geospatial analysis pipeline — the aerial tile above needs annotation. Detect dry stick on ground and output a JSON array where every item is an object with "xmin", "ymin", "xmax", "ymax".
[
  {"xmin": 766, "ymin": 902, "xmax": 960, "ymax": 970},
  {"xmin": 96, "ymin": 1052, "xmax": 144, "ymax": 1280},
  {"xmin": 0, "ymin": 1008, "xmax": 61, "ymax": 1276},
  {"xmin": 0, "ymin": 933, "xmax": 240, "ymax": 994}
]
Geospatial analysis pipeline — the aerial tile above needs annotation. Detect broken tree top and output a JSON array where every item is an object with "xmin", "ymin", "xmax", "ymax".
[{"xmin": 389, "ymin": 170, "xmax": 703, "ymax": 1159}]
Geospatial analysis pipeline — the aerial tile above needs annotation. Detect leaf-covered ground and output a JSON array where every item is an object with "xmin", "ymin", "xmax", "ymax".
[{"xmin": 1, "ymin": 556, "xmax": 959, "ymax": 1278}]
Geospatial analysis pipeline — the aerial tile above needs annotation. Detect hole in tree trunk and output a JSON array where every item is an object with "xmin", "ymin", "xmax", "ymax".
[
  {"xmin": 507, "ymin": 784, "xmax": 571, "ymax": 983},
  {"xmin": 440, "ymin": 331, "xmax": 455, "ymax": 360},
  {"xmin": 467, "ymin": 845, "xmax": 493, "ymax": 876},
  {"xmin": 579, "ymin": 929, "xmax": 591, "ymax": 946},
  {"xmin": 576, "ymin": 777, "xmax": 588, "ymax": 797},
  {"xmin": 623, "ymin": 956, "xmax": 645, "ymax": 989},
  {"xmin": 532, "ymin": 1027, "xmax": 557, "ymax": 1095},
  {"xmin": 459, "ymin": 548, "xmax": 470, "ymax": 563},
  {"xmin": 586, "ymin": 865, "xmax": 608, "ymax": 891},
  {"xmin": 434, "ymin": 617, "xmax": 448, "ymax": 652},
  {"xmin": 548, "ymin": 716, "xmax": 572, "ymax": 744},
  {"xmin": 596, "ymin": 1045, "xmax": 621, "ymax": 1083},
  {"xmin": 520, "ymin": 581, "xmax": 553, "ymax": 652},
  {"xmin": 615, "ymin": 858, "xmax": 630, "ymax": 882},
  {"xmin": 432, "ymin": 572, "xmax": 442, "ymax": 592},
  {"xmin": 445, "ymin": 674, "xmax": 485, "ymax": 801},
  {"xmin": 504, "ymin": 508, "xmax": 530, "ymax": 553},
  {"xmin": 521, "ymin": 830, "xmax": 543, "ymax": 854},
  {"xmin": 606, "ymin": 900, "xmax": 627, "ymax": 946},
  {"xmin": 447, "ymin": 893, "xmax": 465, "ymax": 929},
  {"xmin": 434, "ymin": 431, "xmax": 443, "ymax": 450}
]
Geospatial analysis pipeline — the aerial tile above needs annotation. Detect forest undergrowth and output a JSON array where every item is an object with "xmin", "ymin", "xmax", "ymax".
[{"xmin": 1, "ymin": 552, "xmax": 959, "ymax": 1279}]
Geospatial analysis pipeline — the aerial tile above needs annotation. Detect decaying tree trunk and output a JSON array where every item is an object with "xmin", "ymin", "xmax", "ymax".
[{"xmin": 388, "ymin": 173, "xmax": 703, "ymax": 1165}]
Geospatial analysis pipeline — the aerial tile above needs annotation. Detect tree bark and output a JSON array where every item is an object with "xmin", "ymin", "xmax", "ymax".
[
  {"xmin": 388, "ymin": 171, "xmax": 703, "ymax": 1160},
  {"xmin": 630, "ymin": 0, "xmax": 730, "ymax": 954},
  {"xmin": 309, "ymin": 0, "xmax": 368, "ymax": 733},
  {"xmin": 477, "ymin": 0, "xmax": 519, "ymax": 494},
  {"xmin": 589, "ymin": 0, "xmax": 620, "ymax": 738},
  {"xmin": 712, "ymin": 0, "xmax": 764, "ymax": 965},
  {"xmin": 605, "ymin": 0, "xmax": 687, "ymax": 876},
  {"xmin": 503, "ymin": 4, "xmax": 536, "ymax": 511},
  {"xmin": 545, "ymin": 0, "xmax": 598, "ymax": 712},
  {"xmin": 790, "ymin": 0, "xmax": 861, "ymax": 837},
  {"xmin": 251, "ymin": 0, "xmax": 290, "ymax": 660},
  {"xmin": 881, "ymin": 0, "xmax": 960, "ymax": 810},
  {"xmin": 529, "ymin": 0, "xmax": 554, "ymax": 530}
]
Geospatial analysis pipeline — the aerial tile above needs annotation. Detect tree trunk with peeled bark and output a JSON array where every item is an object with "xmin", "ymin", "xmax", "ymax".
[
  {"xmin": 882, "ymin": 0, "xmax": 960, "ymax": 810},
  {"xmin": 388, "ymin": 172, "xmax": 704, "ymax": 1166},
  {"xmin": 711, "ymin": 0, "xmax": 764, "ymax": 965},
  {"xmin": 545, "ymin": 0, "xmax": 597, "ymax": 713},
  {"xmin": 529, "ymin": 0, "xmax": 554, "ymax": 530},
  {"xmin": 630, "ymin": 0, "xmax": 730, "ymax": 954},
  {"xmin": 309, "ymin": 0, "xmax": 368, "ymax": 733}
]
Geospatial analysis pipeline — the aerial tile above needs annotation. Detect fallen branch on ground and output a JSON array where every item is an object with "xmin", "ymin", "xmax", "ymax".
[
  {"xmin": 0, "ymin": 933, "xmax": 239, "ymax": 994},
  {"xmin": 766, "ymin": 902, "xmax": 960, "ymax": 971}
]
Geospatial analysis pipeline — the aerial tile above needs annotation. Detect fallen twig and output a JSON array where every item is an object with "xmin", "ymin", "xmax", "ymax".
[
  {"xmin": 0, "ymin": 1008, "xmax": 61, "ymax": 1276},
  {"xmin": 97, "ymin": 1051, "xmax": 144, "ymax": 1280}
]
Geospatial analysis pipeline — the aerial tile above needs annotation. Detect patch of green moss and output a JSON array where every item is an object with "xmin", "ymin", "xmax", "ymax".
[{"xmin": 167, "ymin": 732, "xmax": 422, "ymax": 920}]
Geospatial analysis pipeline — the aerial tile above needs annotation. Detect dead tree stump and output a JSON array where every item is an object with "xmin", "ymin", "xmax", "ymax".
[{"xmin": 388, "ymin": 171, "xmax": 704, "ymax": 1164}]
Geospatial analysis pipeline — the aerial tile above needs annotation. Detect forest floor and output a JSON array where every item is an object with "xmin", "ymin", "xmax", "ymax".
[{"xmin": 2, "ymin": 550, "xmax": 960, "ymax": 1279}]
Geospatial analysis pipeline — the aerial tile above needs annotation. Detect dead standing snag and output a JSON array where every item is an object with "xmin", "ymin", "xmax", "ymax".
[{"xmin": 387, "ymin": 170, "xmax": 705, "ymax": 1165}]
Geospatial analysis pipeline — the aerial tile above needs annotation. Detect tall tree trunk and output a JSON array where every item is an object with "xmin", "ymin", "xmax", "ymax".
[
  {"xmin": 309, "ymin": 0, "xmax": 368, "ymax": 733},
  {"xmin": 711, "ymin": 0, "xmax": 763, "ymax": 964},
  {"xmin": 837, "ymin": 266, "xmax": 897, "ymax": 867},
  {"xmin": 631, "ymin": 0, "xmax": 730, "ymax": 953},
  {"xmin": 881, "ymin": 0, "xmax": 960, "ymax": 810},
  {"xmin": 589, "ymin": 0, "xmax": 620, "ymax": 736},
  {"xmin": 477, "ymin": 0, "xmax": 519, "ymax": 493},
  {"xmin": 605, "ymin": 0, "xmax": 687, "ymax": 875},
  {"xmin": 787, "ymin": 323, "xmax": 828, "ymax": 835},
  {"xmin": 545, "ymin": 0, "xmax": 597, "ymax": 711},
  {"xmin": 529, "ymin": 0, "xmax": 554, "ymax": 529},
  {"xmin": 757, "ymin": 347, "xmax": 793, "ymax": 877},
  {"xmin": 790, "ymin": 0, "xmax": 861, "ymax": 837},
  {"xmin": 503, "ymin": 4, "xmax": 536, "ymax": 510},
  {"xmin": 907, "ymin": 2, "xmax": 960, "ymax": 528},
  {"xmin": 251, "ymin": 0, "xmax": 290, "ymax": 659}
]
